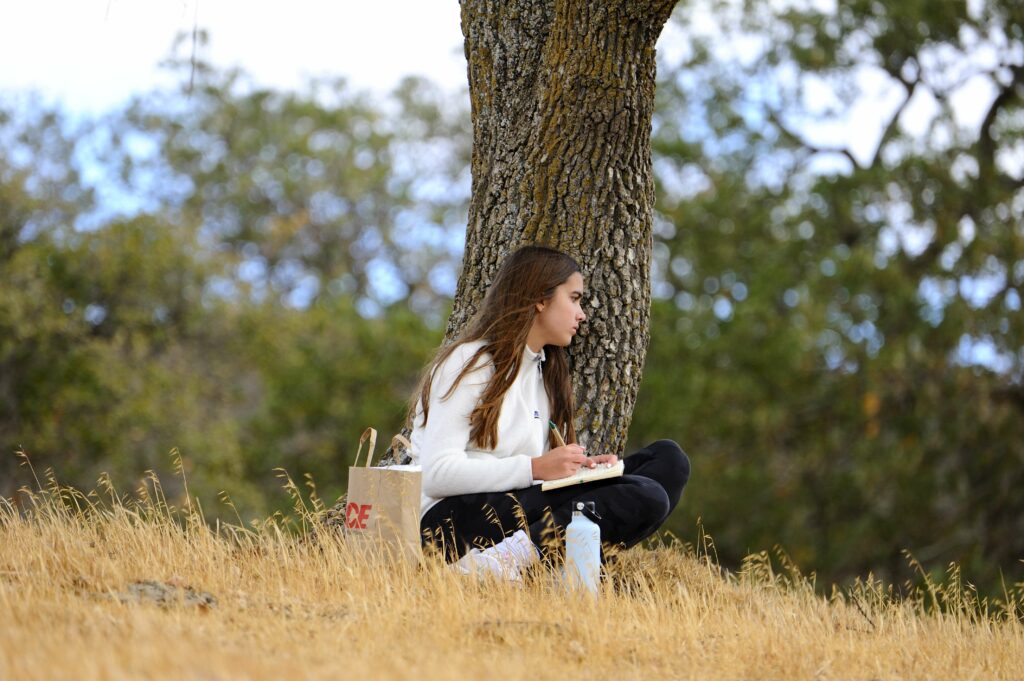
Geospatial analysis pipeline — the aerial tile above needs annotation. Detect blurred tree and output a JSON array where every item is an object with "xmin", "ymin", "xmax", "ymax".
[
  {"xmin": 629, "ymin": 0, "xmax": 1024, "ymax": 592},
  {"xmin": 95, "ymin": 34, "xmax": 469, "ymax": 322},
  {"xmin": 236, "ymin": 298, "xmax": 442, "ymax": 507},
  {"xmin": 0, "ymin": 53, "xmax": 460, "ymax": 514},
  {"xmin": 0, "ymin": 159, "xmax": 265, "ymax": 508},
  {"xmin": 1, "ymin": 101, "xmax": 95, "ymax": 495}
]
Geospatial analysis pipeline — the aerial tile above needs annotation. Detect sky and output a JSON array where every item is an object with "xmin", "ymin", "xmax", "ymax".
[
  {"xmin": 0, "ymin": 0, "xmax": 999, "ymax": 166},
  {"xmin": 0, "ymin": 0, "xmax": 469, "ymax": 113},
  {"xmin": 1, "ymin": 1, "xmax": 1006, "ymax": 208}
]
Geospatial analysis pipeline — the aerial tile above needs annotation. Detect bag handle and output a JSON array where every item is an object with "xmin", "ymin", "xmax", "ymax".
[
  {"xmin": 391, "ymin": 434, "xmax": 411, "ymax": 453},
  {"xmin": 353, "ymin": 427, "xmax": 378, "ymax": 468}
]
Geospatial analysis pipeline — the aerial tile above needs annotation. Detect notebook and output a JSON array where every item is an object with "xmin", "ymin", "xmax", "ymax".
[{"xmin": 541, "ymin": 460, "xmax": 625, "ymax": 491}]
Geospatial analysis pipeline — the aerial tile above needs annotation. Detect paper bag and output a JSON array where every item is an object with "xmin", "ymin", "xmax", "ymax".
[{"xmin": 345, "ymin": 428, "xmax": 422, "ymax": 564}]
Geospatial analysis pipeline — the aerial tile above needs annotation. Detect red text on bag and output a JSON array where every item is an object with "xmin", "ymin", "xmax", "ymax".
[{"xmin": 346, "ymin": 502, "xmax": 372, "ymax": 529}]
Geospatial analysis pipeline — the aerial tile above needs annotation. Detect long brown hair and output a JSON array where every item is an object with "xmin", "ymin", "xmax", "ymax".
[{"xmin": 409, "ymin": 245, "xmax": 581, "ymax": 450}]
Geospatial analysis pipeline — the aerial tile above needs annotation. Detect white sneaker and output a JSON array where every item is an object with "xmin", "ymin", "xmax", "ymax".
[
  {"xmin": 450, "ymin": 530, "xmax": 540, "ymax": 583},
  {"xmin": 451, "ymin": 548, "xmax": 524, "ymax": 582}
]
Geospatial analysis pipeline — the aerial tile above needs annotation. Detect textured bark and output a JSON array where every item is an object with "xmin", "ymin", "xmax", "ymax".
[{"xmin": 446, "ymin": 0, "xmax": 677, "ymax": 454}]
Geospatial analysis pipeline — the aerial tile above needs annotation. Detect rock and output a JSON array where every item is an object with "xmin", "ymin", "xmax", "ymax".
[{"xmin": 115, "ymin": 579, "xmax": 217, "ymax": 610}]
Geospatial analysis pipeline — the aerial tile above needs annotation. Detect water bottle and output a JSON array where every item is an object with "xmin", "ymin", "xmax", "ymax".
[{"xmin": 564, "ymin": 501, "xmax": 601, "ymax": 595}]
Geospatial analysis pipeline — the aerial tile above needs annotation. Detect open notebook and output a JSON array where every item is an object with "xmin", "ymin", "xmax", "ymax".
[{"xmin": 541, "ymin": 460, "xmax": 625, "ymax": 492}]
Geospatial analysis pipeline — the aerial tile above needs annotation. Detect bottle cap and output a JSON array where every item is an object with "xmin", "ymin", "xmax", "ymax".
[{"xmin": 574, "ymin": 501, "xmax": 601, "ymax": 521}]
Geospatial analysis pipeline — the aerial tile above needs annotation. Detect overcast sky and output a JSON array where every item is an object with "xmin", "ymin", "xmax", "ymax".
[
  {"xmin": 0, "ymin": 1, "xmax": 1000, "ymax": 170},
  {"xmin": 0, "ymin": 0, "xmax": 469, "ymax": 113}
]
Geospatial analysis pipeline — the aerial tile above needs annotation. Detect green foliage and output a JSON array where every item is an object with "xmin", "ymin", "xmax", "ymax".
[
  {"xmin": 96, "ymin": 38, "xmax": 469, "ymax": 319},
  {"xmin": 630, "ymin": 0, "xmax": 1024, "ymax": 594},
  {"xmin": 235, "ymin": 299, "xmax": 441, "ymax": 508},
  {"xmin": 0, "ymin": 55, "xmax": 458, "ymax": 518}
]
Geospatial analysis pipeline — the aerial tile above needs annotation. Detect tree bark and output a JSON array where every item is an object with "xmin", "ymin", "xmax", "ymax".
[{"xmin": 446, "ymin": 0, "xmax": 677, "ymax": 454}]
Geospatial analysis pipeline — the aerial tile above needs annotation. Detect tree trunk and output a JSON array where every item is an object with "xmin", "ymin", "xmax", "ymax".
[{"xmin": 444, "ymin": 0, "xmax": 677, "ymax": 454}]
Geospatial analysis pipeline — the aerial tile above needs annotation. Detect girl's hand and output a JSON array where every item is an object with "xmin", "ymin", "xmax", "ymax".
[
  {"xmin": 589, "ymin": 454, "xmax": 618, "ymax": 467},
  {"xmin": 531, "ymin": 444, "xmax": 589, "ymax": 480}
]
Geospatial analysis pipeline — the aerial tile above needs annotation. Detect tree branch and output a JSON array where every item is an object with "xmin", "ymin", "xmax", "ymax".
[
  {"xmin": 976, "ymin": 63, "xmax": 1024, "ymax": 183},
  {"xmin": 868, "ymin": 68, "xmax": 920, "ymax": 169},
  {"xmin": 766, "ymin": 108, "xmax": 859, "ymax": 169}
]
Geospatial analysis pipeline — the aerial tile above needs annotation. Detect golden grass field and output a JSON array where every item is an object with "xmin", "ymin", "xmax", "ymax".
[{"xmin": 2, "ymin": 461, "xmax": 1023, "ymax": 681}]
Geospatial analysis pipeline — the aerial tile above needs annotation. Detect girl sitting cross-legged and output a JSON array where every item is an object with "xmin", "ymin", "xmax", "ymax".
[{"xmin": 408, "ymin": 244, "xmax": 690, "ymax": 580}]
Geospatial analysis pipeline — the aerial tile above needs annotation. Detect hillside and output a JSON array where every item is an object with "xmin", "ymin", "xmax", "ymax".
[{"xmin": 2, "ymin": 473, "xmax": 1022, "ymax": 680}]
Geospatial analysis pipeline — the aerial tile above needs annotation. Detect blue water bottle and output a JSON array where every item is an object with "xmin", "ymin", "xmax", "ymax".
[{"xmin": 565, "ymin": 501, "xmax": 601, "ymax": 595}]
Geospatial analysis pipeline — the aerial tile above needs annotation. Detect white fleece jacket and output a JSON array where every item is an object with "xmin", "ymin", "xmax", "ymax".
[{"xmin": 410, "ymin": 340, "xmax": 552, "ymax": 518}]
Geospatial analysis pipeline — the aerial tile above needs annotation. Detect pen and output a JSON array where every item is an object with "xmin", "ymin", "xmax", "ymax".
[{"xmin": 548, "ymin": 420, "xmax": 567, "ymax": 448}]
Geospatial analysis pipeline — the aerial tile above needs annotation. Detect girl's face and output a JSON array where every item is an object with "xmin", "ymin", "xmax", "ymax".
[{"xmin": 531, "ymin": 272, "xmax": 587, "ymax": 348}]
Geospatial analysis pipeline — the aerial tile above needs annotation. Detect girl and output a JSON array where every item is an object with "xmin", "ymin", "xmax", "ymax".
[{"xmin": 409, "ymin": 245, "xmax": 690, "ymax": 580}]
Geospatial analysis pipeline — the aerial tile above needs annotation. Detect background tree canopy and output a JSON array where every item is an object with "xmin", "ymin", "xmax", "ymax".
[{"xmin": 1, "ymin": 1, "xmax": 1021, "ymax": 595}]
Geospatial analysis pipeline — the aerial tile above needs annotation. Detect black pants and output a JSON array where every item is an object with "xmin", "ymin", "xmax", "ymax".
[{"xmin": 420, "ymin": 440, "xmax": 691, "ymax": 562}]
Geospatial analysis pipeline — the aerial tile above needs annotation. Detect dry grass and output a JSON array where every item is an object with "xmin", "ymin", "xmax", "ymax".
[{"xmin": 2, "ymin": 460, "xmax": 1022, "ymax": 681}]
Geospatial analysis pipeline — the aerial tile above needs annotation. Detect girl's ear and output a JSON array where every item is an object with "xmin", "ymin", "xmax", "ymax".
[{"xmin": 535, "ymin": 300, "xmax": 546, "ymax": 314}]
